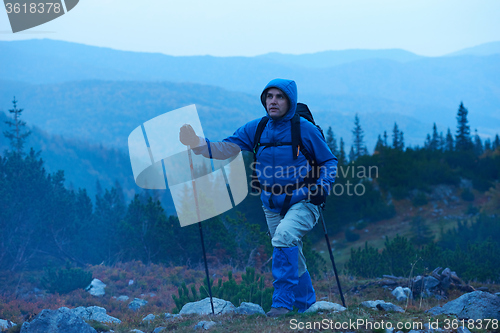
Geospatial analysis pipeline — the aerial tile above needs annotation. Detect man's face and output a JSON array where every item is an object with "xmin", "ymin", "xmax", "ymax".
[{"xmin": 266, "ymin": 88, "xmax": 289, "ymax": 119}]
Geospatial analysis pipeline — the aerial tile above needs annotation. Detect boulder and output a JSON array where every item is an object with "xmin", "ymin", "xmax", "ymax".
[
  {"xmin": 194, "ymin": 320, "xmax": 216, "ymax": 330},
  {"xmin": 0, "ymin": 319, "xmax": 16, "ymax": 330},
  {"xmin": 20, "ymin": 307, "xmax": 97, "ymax": 333},
  {"xmin": 142, "ymin": 314, "xmax": 155, "ymax": 322},
  {"xmin": 152, "ymin": 327, "xmax": 166, "ymax": 333},
  {"xmin": 86, "ymin": 279, "xmax": 106, "ymax": 297},
  {"xmin": 115, "ymin": 295, "xmax": 129, "ymax": 302},
  {"xmin": 72, "ymin": 306, "xmax": 121, "ymax": 324},
  {"xmin": 427, "ymin": 291, "xmax": 500, "ymax": 319},
  {"xmin": 180, "ymin": 297, "xmax": 236, "ymax": 315},
  {"xmin": 235, "ymin": 302, "xmax": 265, "ymax": 315},
  {"xmin": 129, "ymin": 330, "xmax": 144, "ymax": 333},
  {"xmin": 164, "ymin": 313, "xmax": 182, "ymax": 320},
  {"xmin": 128, "ymin": 298, "xmax": 148, "ymax": 311},
  {"xmin": 360, "ymin": 300, "xmax": 404, "ymax": 313},
  {"xmin": 391, "ymin": 286, "xmax": 412, "ymax": 302},
  {"xmin": 304, "ymin": 301, "xmax": 346, "ymax": 313}
]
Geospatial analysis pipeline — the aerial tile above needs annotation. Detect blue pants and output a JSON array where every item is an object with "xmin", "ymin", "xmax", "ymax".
[{"xmin": 264, "ymin": 201, "xmax": 318, "ymax": 311}]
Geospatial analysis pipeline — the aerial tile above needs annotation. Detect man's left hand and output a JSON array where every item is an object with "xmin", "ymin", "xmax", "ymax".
[{"xmin": 309, "ymin": 185, "xmax": 326, "ymax": 205}]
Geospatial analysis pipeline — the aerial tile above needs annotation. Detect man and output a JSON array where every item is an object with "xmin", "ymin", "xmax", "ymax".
[{"xmin": 180, "ymin": 78, "xmax": 337, "ymax": 316}]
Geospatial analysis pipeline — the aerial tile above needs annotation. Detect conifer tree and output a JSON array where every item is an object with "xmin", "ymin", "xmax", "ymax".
[
  {"xmin": 424, "ymin": 134, "xmax": 432, "ymax": 150},
  {"xmin": 392, "ymin": 123, "xmax": 404, "ymax": 150},
  {"xmin": 3, "ymin": 97, "xmax": 31, "ymax": 155},
  {"xmin": 349, "ymin": 146, "xmax": 356, "ymax": 163},
  {"xmin": 473, "ymin": 129, "xmax": 483, "ymax": 156},
  {"xmin": 351, "ymin": 114, "xmax": 366, "ymax": 159},
  {"xmin": 455, "ymin": 102, "xmax": 473, "ymax": 151},
  {"xmin": 484, "ymin": 138, "xmax": 492, "ymax": 152},
  {"xmin": 494, "ymin": 134, "xmax": 500, "ymax": 150},
  {"xmin": 326, "ymin": 126, "xmax": 338, "ymax": 155},
  {"xmin": 445, "ymin": 128, "xmax": 454, "ymax": 151},
  {"xmin": 338, "ymin": 137, "xmax": 347, "ymax": 165},
  {"xmin": 383, "ymin": 131, "xmax": 388, "ymax": 147},
  {"xmin": 374, "ymin": 134, "xmax": 384, "ymax": 152}
]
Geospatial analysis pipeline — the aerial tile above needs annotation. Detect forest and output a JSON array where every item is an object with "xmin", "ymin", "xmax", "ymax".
[{"xmin": 1, "ymin": 98, "xmax": 499, "ymax": 283}]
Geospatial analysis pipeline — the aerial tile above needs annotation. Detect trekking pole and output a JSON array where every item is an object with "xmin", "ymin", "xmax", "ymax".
[
  {"xmin": 319, "ymin": 204, "xmax": 346, "ymax": 308},
  {"xmin": 187, "ymin": 147, "xmax": 215, "ymax": 315}
]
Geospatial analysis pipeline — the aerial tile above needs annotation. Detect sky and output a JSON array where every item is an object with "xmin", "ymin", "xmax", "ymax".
[{"xmin": 1, "ymin": 0, "xmax": 500, "ymax": 57}]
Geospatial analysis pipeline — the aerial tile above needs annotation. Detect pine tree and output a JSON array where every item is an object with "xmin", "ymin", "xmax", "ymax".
[
  {"xmin": 494, "ymin": 134, "xmax": 500, "ymax": 150},
  {"xmin": 374, "ymin": 134, "xmax": 384, "ymax": 152},
  {"xmin": 424, "ymin": 134, "xmax": 432, "ymax": 150},
  {"xmin": 383, "ymin": 131, "xmax": 388, "ymax": 147},
  {"xmin": 326, "ymin": 126, "xmax": 338, "ymax": 155},
  {"xmin": 351, "ymin": 114, "xmax": 366, "ymax": 159},
  {"xmin": 438, "ymin": 132, "xmax": 445, "ymax": 151},
  {"xmin": 338, "ymin": 138, "xmax": 347, "ymax": 165},
  {"xmin": 484, "ymin": 138, "xmax": 492, "ymax": 152},
  {"xmin": 392, "ymin": 123, "xmax": 404, "ymax": 150},
  {"xmin": 473, "ymin": 129, "xmax": 483, "ymax": 156},
  {"xmin": 445, "ymin": 128, "xmax": 454, "ymax": 151},
  {"xmin": 3, "ymin": 97, "xmax": 31, "ymax": 155},
  {"xmin": 349, "ymin": 146, "xmax": 355, "ymax": 163},
  {"xmin": 455, "ymin": 102, "xmax": 473, "ymax": 151},
  {"xmin": 426, "ymin": 123, "xmax": 439, "ymax": 151}
]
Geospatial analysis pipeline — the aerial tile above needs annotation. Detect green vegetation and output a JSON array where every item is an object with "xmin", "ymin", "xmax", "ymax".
[{"xmin": 42, "ymin": 263, "xmax": 93, "ymax": 294}]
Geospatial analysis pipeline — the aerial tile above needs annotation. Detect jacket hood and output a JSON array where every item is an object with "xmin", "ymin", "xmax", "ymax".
[{"xmin": 260, "ymin": 79, "xmax": 297, "ymax": 122}]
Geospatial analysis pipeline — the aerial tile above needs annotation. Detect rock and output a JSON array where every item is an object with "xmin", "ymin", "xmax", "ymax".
[
  {"xmin": 129, "ymin": 330, "xmax": 144, "ymax": 333},
  {"xmin": 391, "ymin": 286, "xmax": 412, "ymax": 302},
  {"xmin": 235, "ymin": 302, "xmax": 265, "ymax": 315},
  {"xmin": 128, "ymin": 298, "xmax": 148, "ymax": 311},
  {"xmin": 115, "ymin": 295, "xmax": 129, "ymax": 302},
  {"xmin": 194, "ymin": 320, "xmax": 216, "ymax": 330},
  {"xmin": 20, "ymin": 307, "xmax": 97, "ymax": 333},
  {"xmin": 304, "ymin": 301, "xmax": 346, "ymax": 313},
  {"xmin": 72, "ymin": 306, "xmax": 121, "ymax": 324},
  {"xmin": 128, "ymin": 280, "xmax": 134, "ymax": 285},
  {"xmin": 0, "ymin": 319, "xmax": 16, "ymax": 330},
  {"xmin": 152, "ymin": 327, "xmax": 166, "ymax": 333},
  {"xmin": 180, "ymin": 297, "xmax": 236, "ymax": 315},
  {"xmin": 427, "ymin": 291, "xmax": 500, "ymax": 319},
  {"xmin": 495, "ymin": 292, "xmax": 500, "ymax": 297},
  {"xmin": 164, "ymin": 313, "xmax": 182, "ymax": 320},
  {"xmin": 360, "ymin": 300, "xmax": 404, "ymax": 313},
  {"xmin": 142, "ymin": 314, "xmax": 155, "ymax": 322},
  {"xmin": 86, "ymin": 279, "xmax": 106, "ymax": 297}
]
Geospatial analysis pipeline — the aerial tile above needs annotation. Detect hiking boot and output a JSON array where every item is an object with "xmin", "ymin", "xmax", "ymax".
[{"xmin": 266, "ymin": 307, "xmax": 290, "ymax": 317}]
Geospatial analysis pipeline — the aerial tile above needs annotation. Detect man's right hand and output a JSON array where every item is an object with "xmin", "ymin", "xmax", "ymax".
[{"xmin": 179, "ymin": 124, "xmax": 200, "ymax": 147}]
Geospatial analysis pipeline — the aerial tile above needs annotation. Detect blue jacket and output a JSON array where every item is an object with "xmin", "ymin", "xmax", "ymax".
[{"xmin": 200, "ymin": 79, "xmax": 338, "ymax": 213}]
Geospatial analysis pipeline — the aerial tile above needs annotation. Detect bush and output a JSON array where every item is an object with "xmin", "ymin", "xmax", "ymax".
[
  {"xmin": 412, "ymin": 191, "xmax": 428, "ymax": 207},
  {"xmin": 460, "ymin": 188, "xmax": 475, "ymax": 202},
  {"xmin": 345, "ymin": 242, "xmax": 384, "ymax": 278},
  {"xmin": 41, "ymin": 263, "xmax": 93, "ymax": 294}
]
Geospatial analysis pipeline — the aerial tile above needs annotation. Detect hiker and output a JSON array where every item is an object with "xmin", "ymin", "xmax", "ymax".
[{"xmin": 180, "ymin": 78, "xmax": 338, "ymax": 316}]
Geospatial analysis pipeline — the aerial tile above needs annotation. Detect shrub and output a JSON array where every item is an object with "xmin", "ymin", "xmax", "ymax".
[
  {"xmin": 41, "ymin": 263, "xmax": 93, "ymax": 294},
  {"xmin": 345, "ymin": 242, "xmax": 384, "ymax": 278},
  {"xmin": 460, "ymin": 188, "xmax": 475, "ymax": 202}
]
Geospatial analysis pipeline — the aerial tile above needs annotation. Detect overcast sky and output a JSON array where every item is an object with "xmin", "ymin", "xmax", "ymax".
[{"xmin": 1, "ymin": 0, "xmax": 500, "ymax": 56}]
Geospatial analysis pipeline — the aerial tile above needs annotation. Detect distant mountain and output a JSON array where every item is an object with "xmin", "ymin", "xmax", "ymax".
[
  {"xmin": 1, "ymin": 39, "xmax": 499, "ymax": 142},
  {"xmin": 256, "ymin": 49, "xmax": 424, "ymax": 68},
  {"xmin": 446, "ymin": 41, "xmax": 500, "ymax": 57}
]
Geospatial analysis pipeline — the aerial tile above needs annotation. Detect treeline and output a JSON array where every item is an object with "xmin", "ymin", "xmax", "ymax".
[{"xmin": 346, "ymin": 214, "xmax": 500, "ymax": 282}]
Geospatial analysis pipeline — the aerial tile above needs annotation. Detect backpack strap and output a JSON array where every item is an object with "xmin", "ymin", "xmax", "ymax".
[
  {"xmin": 291, "ymin": 113, "xmax": 301, "ymax": 160},
  {"xmin": 251, "ymin": 117, "xmax": 269, "ymax": 193}
]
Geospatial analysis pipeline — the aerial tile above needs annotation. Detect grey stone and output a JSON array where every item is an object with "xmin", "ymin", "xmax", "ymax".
[
  {"xmin": 142, "ymin": 314, "xmax": 155, "ymax": 322},
  {"xmin": 180, "ymin": 297, "xmax": 236, "ymax": 315},
  {"xmin": 391, "ymin": 286, "xmax": 412, "ymax": 302},
  {"xmin": 360, "ymin": 300, "xmax": 404, "ymax": 313},
  {"xmin": 164, "ymin": 313, "xmax": 182, "ymax": 320},
  {"xmin": 194, "ymin": 320, "xmax": 216, "ymax": 330},
  {"xmin": 128, "ymin": 298, "xmax": 148, "ymax": 311},
  {"xmin": 304, "ymin": 301, "xmax": 346, "ymax": 313},
  {"xmin": 129, "ymin": 330, "xmax": 144, "ymax": 333},
  {"xmin": 427, "ymin": 291, "xmax": 500, "ymax": 319},
  {"xmin": 235, "ymin": 302, "xmax": 265, "ymax": 315},
  {"xmin": 152, "ymin": 327, "xmax": 166, "ymax": 333},
  {"xmin": 20, "ymin": 307, "xmax": 97, "ymax": 333},
  {"xmin": 115, "ymin": 295, "xmax": 129, "ymax": 302},
  {"xmin": 86, "ymin": 278, "xmax": 106, "ymax": 297},
  {"xmin": 496, "ymin": 292, "xmax": 500, "ymax": 297},
  {"xmin": 0, "ymin": 319, "xmax": 16, "ymax": 330},
  {"xmin": 72, "ymin": 306, "xmax": 121, "ymax": 324}
]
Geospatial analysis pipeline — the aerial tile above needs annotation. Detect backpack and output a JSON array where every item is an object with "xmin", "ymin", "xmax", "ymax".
[{"xmin": 252, "ymin": 103, "xmax": 326, "ymax": 215}]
